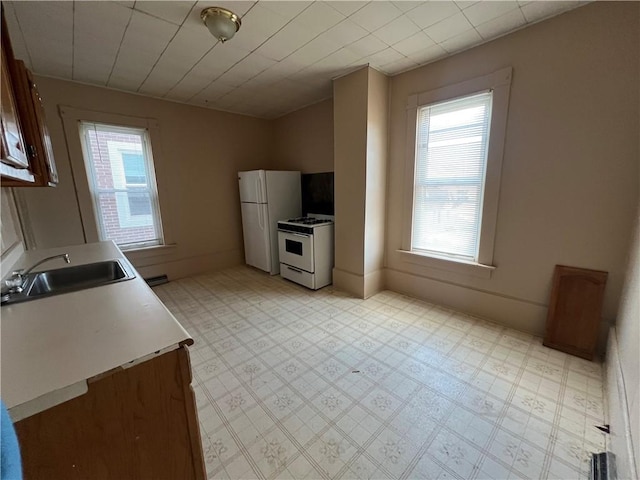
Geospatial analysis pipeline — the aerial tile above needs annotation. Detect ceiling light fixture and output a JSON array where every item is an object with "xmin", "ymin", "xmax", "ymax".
[{"xmin": 201, "ymin": 7, "xmax": 241, "ymax": 43}]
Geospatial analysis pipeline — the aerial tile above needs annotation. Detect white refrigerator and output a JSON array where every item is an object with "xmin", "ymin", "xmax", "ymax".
[{"xmin": 238, "ymin": 170, "xmax": 301, "ymax": 275}]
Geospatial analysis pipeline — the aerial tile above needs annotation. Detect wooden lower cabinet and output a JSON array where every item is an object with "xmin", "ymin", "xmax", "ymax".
[
  {"xmin": 543, "ymin": 265, "xmax": 608, "ymax": 360},
  {"xmin": 15, "ymin": 346, "xmax": 205, "ymax": 480}
]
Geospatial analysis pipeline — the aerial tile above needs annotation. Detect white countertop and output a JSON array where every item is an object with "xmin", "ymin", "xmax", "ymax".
[{"xmin": 1, "ymin": 241, "xmax": 192, "ymax": 420}]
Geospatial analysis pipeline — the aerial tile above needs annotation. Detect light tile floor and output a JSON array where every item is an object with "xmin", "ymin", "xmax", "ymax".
[{"xmin": 153, "ymin": 267, "xmax": 606, "ymax": 480}]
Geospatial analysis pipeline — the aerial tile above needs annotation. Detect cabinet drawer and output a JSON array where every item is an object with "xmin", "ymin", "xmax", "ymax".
[{"xmin": 280, "ymin": 263, "xmax": 315, "ymax": 289}]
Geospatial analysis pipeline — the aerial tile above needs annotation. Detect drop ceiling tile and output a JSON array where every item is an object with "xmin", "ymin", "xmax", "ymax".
[
  {"xmin": 216, "ymin": 88, "xmax": 247, "ymax": 106},
  {"xmin": 258, "ymin": 1, "xmax": 312, "ymax": 21},
  {"xmin": 306, "ymin": 47, "xmax": 362, "ymax": 75},
  {"xmin": 229, "ymin": 4, "xmax": 290, "ymax": 51},
  {"xmin": 105, "ymin": 72, "xmax": 144, "ymax": 92},
  {"xmin": 138, "ymin": 71, "xmax": 183, "ymax": 97},
  {"xmin": 440, "ymin": 28, "xmax": 483, "ymax": 54},
  {"xmin": 191, "ymin": 44, "xmax": 251, "ymax": 78},
  {"xmin": 392, "ymin": 31, "xmax": 436, "ymax": 57},
  {"xmin": 2, "ymin": 3, "xmax": 31, "ymax": 67},
  {"xmin": 32, "ymin": 60, "xmax": 71, "ymax": 79},
  {"xmin": 295, "ymin": 1, "xmax": 346, "ymax": 38},
  {"xmin": 137, "ymin": 83, "xmax": 176, "ymax": 99},
  {"xmin": 138, "ymin": 53, "xmax": 204, "ymax": 96},
  {"xmin": 153, "ymin": 26, "xmax": 216, "ymax": 70},
  {"xmin": 108, "ymin": 52, "xmax": 157, "ymax": 89},
  {"xmin": 520, "ymin": 1, "xmax": 580, "ymax": 23},
  {"xmin": 271, "ymin": 56, "xmax": 308, "ymax": 77},
  {"xmin": 320, "ymin": 19, "xmax": 369, "ymax": 47},
  {"xmin": 345, "ymin": 34, "xmax": 388, "ymax": 58},
  {"xmin": 349, "ymin": 2, "xmax": 403, "ymax": 33},
  {"xmin": 424, "ymin": 12, "xmax": 474, "ymax": 43},
  {"xmin": 285, "ymin": 37, "xmax": 341, "ymax": 66},
  {"xmin": 462, "ymin": 1, "xmax": 520, "ymax": 26},
  {"xmin": 197, "ymin": 81, "xmax": 236, "ymax": 100},
  {"xmin": 326, "ymin": 1, "xmax": 368, "ymax": 17},
  {"xmin": 407, "ymin": 44, "xmax": 448, "ymax": 65},
  {"xmin": 12, "ymin": 0, "xmax": 73, "ymax": 31},
  {"xmin": 165, "ymin": 74, "xmax": 213, "ymax": 102},
  {"xmin": 29, "ymin": 41, "xmax": 72, "ymax": 79},
  {"xmin": 392, "ymin": 1, "xmax": 424, "ymax": 13},
  {"xmin": 372, "ymin": 14, "xmax": 421, "ymax": 45},
  {"xmin": 406, "ymin": 2, "xmax": 460, "ymax": 29},
  {"xmin": 476, "ymin": 8, "xmax": 527, "ymax": 40},
  {"xmin": 73, "ymin": 40, "xmax": 119, "ymax": 85},
  {"xmin": 12, "ymin": 0, "xmax": 73, "ymax": 72},
  {"xmin": 379, "ymin": 56, "xmax": 419, "ymax": 75},
  {"xmin": 217, "ymin": 53, "xmax": 277, "ymax": 86},
  {"xmin": 367, "ymin": 47, "xmax": 404, "ymax": 68},
  {"xmin": 455, "ymin": 1, "xmax": 480, "ymax": 10},
  {"xmin": 74, "ymin": 1, "xmax": 131, "ymax": 39},
  {"xmin": 255, "ymin": 22, "xmax": 318, "ymax": 61},
  {"xmin": 135, "ymin": 1, "xmax": 196, "ymax": 26},
  {"xmin": 118, "ymin": 10, "xmax": 179, "ymax": 56}
]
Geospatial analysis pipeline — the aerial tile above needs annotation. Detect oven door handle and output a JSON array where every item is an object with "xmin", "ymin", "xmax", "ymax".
[{"xmin": 291, "ymin": 233, "xmax": 310, "ymax": 238}]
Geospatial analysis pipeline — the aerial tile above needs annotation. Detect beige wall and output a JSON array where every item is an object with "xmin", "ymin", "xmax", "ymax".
[
  {"xmin": 385, "ymin": 2, "xmax": 639, "ymax": 336},
  {"xmin": 333, "ymin": 67, "xmax": 368, "ymax": 294},
  {"xmin": 272, "ymin": 98, "xmax": 333, "ymax": 173},
  {"xmin": 363, "ymin": 69, "xmax": 388, "ymax": 296},
  {"xmin": 333, "ymin": 67, "xmax": 389, "ymax": 298},
  {"xmin": 606, "ymin": 205, "xmax": 639, "ymax": 480},
  {"xmin": 1, "ymin": 188, "xmax": 21, "ymax": 256},
  {"xmin": 17, "ymin": 76, "xmax": 273, "ymax": 279}
]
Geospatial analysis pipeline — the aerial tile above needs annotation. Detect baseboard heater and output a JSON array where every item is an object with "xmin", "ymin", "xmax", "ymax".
[
  {"xmin": 591, "ymin": 452, "xmax": 616, "ymax": 480},
  {"xmin": 145, "ymin": 275, "xmax": 169, "ymax": 287}
]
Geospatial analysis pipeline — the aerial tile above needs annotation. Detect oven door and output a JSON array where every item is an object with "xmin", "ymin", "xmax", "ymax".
[{"xmin": 278, "ymin": 230, "xmax": 314, "ymax": 273}]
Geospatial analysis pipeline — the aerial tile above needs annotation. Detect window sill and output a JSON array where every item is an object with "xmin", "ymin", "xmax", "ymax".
[
  {"xmin": 122, "ymin": 244, "xmax": 177, "ymax": 261},
  {"xmin": 396, "ymin": 249, "xmax": 495, "ymax": 279}
]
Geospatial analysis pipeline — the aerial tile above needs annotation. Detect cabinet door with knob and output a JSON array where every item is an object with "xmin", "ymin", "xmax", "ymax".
[
  {"xmin": 3, "ymin": 60, "xmax": 59, "ymax": 187},
  {"xmin": 1, "ymin": 6, "xmax": 57, "ymax": 186},
  {"xmin": 0, "ymin": 45, "xmax": 30, "ymax": 172}
]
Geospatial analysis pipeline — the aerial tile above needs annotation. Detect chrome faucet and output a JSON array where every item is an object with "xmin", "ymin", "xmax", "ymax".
[{"xmin": 4, "ymin": 253, "xmax": 70, "ymax": 294}]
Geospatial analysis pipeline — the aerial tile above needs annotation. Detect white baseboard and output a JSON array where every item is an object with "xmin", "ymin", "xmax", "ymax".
[
  {"xmin": 385, "ymin": 267, "xmax": 548, "ymax": 335},
  {"xmin": 332, "ymin": 267, "xmax": 365, "ymax": 298},
  {"xmin": 332, "ymin": 267, "xmax": 385, "ymax": 299},
  {"xmin": 133, "ymin": 249, "xmax": 244, "ymax": 281},
  {"xmin": 605, "ymin": 327, "xmax": 639, "ymax": 480}
]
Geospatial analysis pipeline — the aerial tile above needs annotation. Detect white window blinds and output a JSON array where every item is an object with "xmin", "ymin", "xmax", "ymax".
[{"xmin": 411, "ymin": 91, "xmax": 493, "ymax": 260}]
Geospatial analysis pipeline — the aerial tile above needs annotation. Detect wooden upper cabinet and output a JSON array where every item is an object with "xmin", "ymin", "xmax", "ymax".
[
  {"xmin": 1, "ymin": 7, "xmax": 57, "ymax": 187},
  {"xmin": 543, "ymin": 265, "xmax": 608, "ymax": 360},
  {"xmin": 4, "ymin": 60, "xmax": 59, "ymax": 187},
  {"xmin": 1, "ymin": 43, "xmax": 31, "ymax": 173}
]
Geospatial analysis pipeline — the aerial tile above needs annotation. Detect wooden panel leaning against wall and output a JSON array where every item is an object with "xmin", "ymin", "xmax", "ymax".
[{"xmin": 0, "ymin": 7, "xmax": 58, "ymax": 187}]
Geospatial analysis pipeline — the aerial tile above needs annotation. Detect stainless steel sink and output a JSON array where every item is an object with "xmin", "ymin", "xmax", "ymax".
[{"xmin": 1, "ymin": 260, "xmax": 136, "ymax": 305}]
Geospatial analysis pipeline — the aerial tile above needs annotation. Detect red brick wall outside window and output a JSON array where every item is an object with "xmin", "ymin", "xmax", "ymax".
[{"xmin": 82, "ymin": 124, "xmax": 161, "ymax": 248}]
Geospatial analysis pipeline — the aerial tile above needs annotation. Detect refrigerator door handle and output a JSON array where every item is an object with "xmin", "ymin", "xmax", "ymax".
[
  {"xmin": 256, "ymin": 177, "xmax": 264, "ymax": 203},
  {"xmin": 257, "ymin": 204, "xmax": 264, "ymax": 230}
]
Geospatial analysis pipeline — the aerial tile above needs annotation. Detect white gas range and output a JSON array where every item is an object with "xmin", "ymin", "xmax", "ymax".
[{"xmin": 277, "ymin": 216, "xmax": 334, "ymax": 290}]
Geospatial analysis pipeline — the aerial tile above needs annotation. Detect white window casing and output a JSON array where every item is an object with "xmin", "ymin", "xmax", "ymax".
[
  {"xmin": 400, "ymin": 67, "xmax": 513, "ymax": 278},
  {"xmin": 59, "ymin": 107, "xmax": 174, "ymax": 255}
]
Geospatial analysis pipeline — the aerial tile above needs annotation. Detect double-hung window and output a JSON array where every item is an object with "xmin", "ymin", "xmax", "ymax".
[
  {"xmin": 402, "ymin": 67, "xmax": 512, "ymax": 277},
  {"xmin": 79, "ymin": 122, "xmax": 164, "ymax": 250}
]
